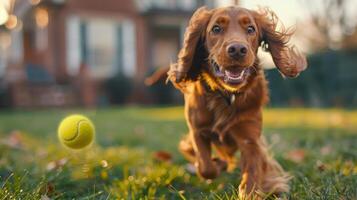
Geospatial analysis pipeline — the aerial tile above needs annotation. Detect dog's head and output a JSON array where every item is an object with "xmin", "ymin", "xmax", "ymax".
[{"xmin": 169, "ymin": 6, "xmax": 307, "ymax": 93}]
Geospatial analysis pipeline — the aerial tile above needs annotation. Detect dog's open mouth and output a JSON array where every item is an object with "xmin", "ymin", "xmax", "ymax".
[{"xmin": 211, "ymin": 61, "xmax": 250, "ymax": 85}]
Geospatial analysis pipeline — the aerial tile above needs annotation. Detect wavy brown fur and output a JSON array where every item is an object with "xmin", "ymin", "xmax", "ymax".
[
  {"xmin": 254, "ymin": 8, "xmax": 307, "ymax": 78},
  {"xmin": 167, "ymin": 6, "xmax": 307, "ymax": 198}
]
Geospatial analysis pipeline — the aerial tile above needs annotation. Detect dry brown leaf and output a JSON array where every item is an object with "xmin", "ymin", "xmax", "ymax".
[
  {"xmin": 320, "ymin": 145, "xmax": 332, "ymax": 156},
  {"xmin": 46, "ymin": 158, "xmax": 68, "ymax": 171},
  {"xmin": 1, "ymin": 130, "xmax": 24, "ymax": 149},
  {"xmin": 286, "ymin": 149, "xmax": 306, "ymax": 163},
  {"xmin": 39, "ymin": 182, "xmax": 56, "ymax": 197},
  {"xmin": 316, "ymin": 160, "xmax": 326, "ymax": 172},
  {"xmin": 153, "ymin": 150, "xmax": 172, "ymax": 162}
]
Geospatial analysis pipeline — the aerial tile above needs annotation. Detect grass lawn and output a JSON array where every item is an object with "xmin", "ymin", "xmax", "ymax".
[{"xmin": 0, "ymin": 107, "xmax": 356, "ymax": 199}]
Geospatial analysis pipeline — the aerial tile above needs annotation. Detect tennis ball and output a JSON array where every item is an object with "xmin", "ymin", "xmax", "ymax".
[{"xmin": 58, "ymin": 115, "xmax": 95, "ymax": 149}]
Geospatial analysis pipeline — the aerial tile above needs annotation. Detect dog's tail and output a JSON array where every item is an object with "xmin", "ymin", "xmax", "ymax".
[{"xmin": 144, "ymin": 67, "xmax": 169, "ymax": 86}]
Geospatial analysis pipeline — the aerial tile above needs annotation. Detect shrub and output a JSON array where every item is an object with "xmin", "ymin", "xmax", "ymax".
[{"xmin": 105, "ymin": 73, "xmax": 133, "ymax": 104}]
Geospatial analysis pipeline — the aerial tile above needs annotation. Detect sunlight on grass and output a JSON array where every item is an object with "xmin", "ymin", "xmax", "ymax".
[
  {"xmin": 263, "ymin": 108, "xmax": 357, "ymax": 131},
  {"xmin": 131, "ymin": 107, "xmax": 357, "ymax": 131},
  {"xmin": 0, "ymin": 107, "xmax": 356, "ymax": 199},
  {"xmin": 128, "ymin": 106, "xmax": 185, "ymax": 121}
]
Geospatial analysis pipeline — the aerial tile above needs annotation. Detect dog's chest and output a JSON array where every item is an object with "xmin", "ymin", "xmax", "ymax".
[{"xmin": 205, "ymin": 92, "xmax": 238, "ymax": 133}]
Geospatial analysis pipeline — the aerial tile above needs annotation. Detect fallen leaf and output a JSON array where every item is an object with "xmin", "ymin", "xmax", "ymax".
[
  {"xmin": 316, "ymin": 160, "xmax": 326, "ymax": 172},
  {"xmin": 286, "ymin": 149, "xmax": 306, "ymax": 163},
  {"xmin": 1, "ymin": 130, "xmax": 24, "ymax": 149},
  {"xmin": 153, "ymin": 151, "xmax": 172, "ymax": 162},
  {"xmin": 320, "ymin": 145, "xmax": 332, "ymax": 156},
  {"xmin": 39, "ymin": 182, "xmax": 56, "ymax": 197},
  {"xmin": 46, "ymin": 158, "xmax": 68, "ymax": 171}
]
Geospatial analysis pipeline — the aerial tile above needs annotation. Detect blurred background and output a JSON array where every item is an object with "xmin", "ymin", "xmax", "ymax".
[
  {"xmin": 0, "ymin": 0, "xmax": 356, "ymax": 108},
  {"xmin": 0, "ymin": 1, "xmax": 356, "ymax": 198}
]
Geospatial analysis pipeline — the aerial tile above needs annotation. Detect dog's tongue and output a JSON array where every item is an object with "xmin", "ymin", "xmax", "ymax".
[
  {"xmin": 225, "ymin": 71, "xmax": 239, "ymax": 78},
  {"xmin": 225, "ymin": 70, "xmax": 244, "ymax": 79}
]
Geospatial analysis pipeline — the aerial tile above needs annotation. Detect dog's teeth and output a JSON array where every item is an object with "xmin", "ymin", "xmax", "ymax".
[
  {"xmin": 238, "ymin": 69, "xmax": 245, "ymax": 79},
  {"xmin": 224, "ymin": 76, "xmax": 229, "ymax": 83}
]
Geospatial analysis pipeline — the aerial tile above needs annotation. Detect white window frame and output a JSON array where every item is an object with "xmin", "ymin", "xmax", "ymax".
[{"xmin": 65, "ymin": 16, "xmax": 136, "ymax": 78}]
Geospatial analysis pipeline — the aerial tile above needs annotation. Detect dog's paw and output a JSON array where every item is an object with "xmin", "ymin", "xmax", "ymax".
[
  {"xmin": 212, "ymin": 158, "xmax": 228, "ymax": 172},
  {"xmin": 197, "ymin": 162, "xmax": 219, "ymax": 179}
]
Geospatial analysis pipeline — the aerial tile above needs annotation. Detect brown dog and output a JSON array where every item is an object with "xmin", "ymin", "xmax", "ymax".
[{"xmin": 164, "ymin": 6, "xmax": 307, "ymax": 198}]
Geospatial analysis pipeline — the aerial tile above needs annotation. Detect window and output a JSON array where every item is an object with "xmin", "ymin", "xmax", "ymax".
[
  {"xmin": 86, "ymin": 18, "xmax": 117, "ymax": 78},
  {"xmin": 121, "ymin": 20, "xmax": 136, "ymax": 77},
  {"xmin": 66, "ymin": 16, "xmax": 81, "ymax": 76},
  {"xmin": 0, "ymin": 32, "xmax": 10, "ymax": 77},
  {"xmin": 66, "ymin": 16, "xmax": 136, "ymax": 78}
]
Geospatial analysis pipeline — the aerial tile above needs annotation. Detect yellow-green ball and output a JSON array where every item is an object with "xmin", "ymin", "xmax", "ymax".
[{"xmin": 58, "ymin": 115, "xmax": 95, "ymax": 149}]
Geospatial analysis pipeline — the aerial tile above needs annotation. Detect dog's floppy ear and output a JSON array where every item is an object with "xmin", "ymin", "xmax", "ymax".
[
  {"xmin": 169, "ymin": 7, "xmax": 212, "ymax": 83},
  {"xmin": 254, "ymin": 8, "xmax": 307, "ymax": 78}
]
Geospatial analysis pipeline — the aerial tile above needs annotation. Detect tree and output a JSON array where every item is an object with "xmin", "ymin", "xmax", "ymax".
[{"xmin": 301, "ymin": 0, "xmax": 357, "ymax": 50}]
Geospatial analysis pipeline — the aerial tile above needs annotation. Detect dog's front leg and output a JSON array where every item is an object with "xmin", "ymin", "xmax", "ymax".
[
  {"xmin": 189, "ymin": 129, "xmax": 220, "ymax": 179},
  {"xmin": 183, "ymin": 83, "xmax": 228, "ymax": 179},
  {"xmin": 231, "ymin": 118, "xmax": 289, "ymax": 197}
]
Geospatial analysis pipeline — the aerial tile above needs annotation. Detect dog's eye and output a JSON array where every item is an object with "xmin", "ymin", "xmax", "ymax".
[
  {"xmin": 247, "ymin": 26, "xmax": 255, "ymax": 34},
  {"xmin": 212, "ymin": 25, "xmax": 222, "ymax": 34}
]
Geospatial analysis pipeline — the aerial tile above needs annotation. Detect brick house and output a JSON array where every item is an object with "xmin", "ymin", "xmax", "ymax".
[{"xmin": 0, "ymin": 0, "xmax": 218, "ymax": 107}]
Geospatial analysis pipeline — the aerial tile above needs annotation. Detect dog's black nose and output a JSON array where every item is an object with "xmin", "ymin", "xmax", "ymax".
[{"xmin": 227, "ymin": 43, "xmax": 248, "ymax": 59}]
